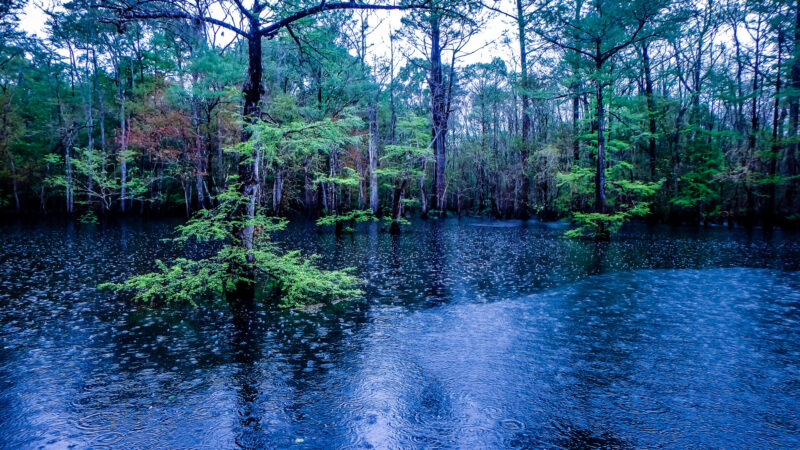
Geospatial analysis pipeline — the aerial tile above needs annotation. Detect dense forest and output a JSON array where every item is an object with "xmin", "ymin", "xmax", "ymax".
[{"xmin": 1, "ymin": 0, "xmax": 799, "ymax": 235}]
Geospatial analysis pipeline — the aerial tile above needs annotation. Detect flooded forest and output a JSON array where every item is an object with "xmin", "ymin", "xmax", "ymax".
[{"xmin": 1, "ymin": 0, "xmax": 800, "ymax": 447}]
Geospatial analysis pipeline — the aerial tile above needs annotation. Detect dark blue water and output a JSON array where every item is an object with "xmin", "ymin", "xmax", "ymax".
[{"xmin": 1, "ymin": 218, "xmax": 799, "ymax": 448}]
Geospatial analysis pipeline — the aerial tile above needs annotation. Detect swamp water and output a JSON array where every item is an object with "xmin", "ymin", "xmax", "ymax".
[{"xmin": 1, "ymin": 219, "xmax": 799, "ymax": 448}]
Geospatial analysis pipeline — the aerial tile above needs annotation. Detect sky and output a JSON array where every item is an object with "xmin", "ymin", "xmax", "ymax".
[
  {"xmin": 19, "ymin": 1, "xmax": 49, "ymax": 37},
  {"xmin": 15, "ymin": 0, "xmax": 749, "ymax": 80},
  {"xmin": 359, "ymin": 6, "xmax": 513, "ymax": 66},
  {"xmin": 17, "ymin": 0, "xmax": 517, "ymax": 70}
]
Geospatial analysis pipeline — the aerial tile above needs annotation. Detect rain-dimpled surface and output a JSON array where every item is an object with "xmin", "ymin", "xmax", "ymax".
[{"xmin": 1, "ymin": 218, "xmax": 800, "ymax": 448}]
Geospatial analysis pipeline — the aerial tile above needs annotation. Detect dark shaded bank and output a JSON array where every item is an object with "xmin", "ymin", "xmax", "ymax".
[{"xmin": 1, "ymin": 218, "xmax": 799, "ymax": 447}]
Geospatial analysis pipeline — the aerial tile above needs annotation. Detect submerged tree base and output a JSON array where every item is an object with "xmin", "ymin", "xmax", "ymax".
[{"xmin": 101, "ymin": 183, "xmax": 362, "ymax": 309}]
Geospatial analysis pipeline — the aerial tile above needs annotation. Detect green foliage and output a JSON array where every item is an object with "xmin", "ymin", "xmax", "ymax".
[
  {"xmin": 558, "ymin": 160, "xmax": 661, "ymax": 239},
  {"xmin": 316, "ymin": 209, "xmax": 376, "ymax": 232},
  {"xmin": 556, "ymin": 166, "xmax": 595, "ymax": 209},
  {"xmin": 379, "ymin": 113, "xmax": 432, "ymax": 182},
  {"xmin": 382, "ymin": 216, "xmax": 411, "ymax": 228},
  {"xmin": 102, "ymin": 182, "xmax": 362, "ymax": 308},
  {"xmin": 427, "ymin": 209, "xmax": 444, "ymax": 219},
  {"xmin": 605, "ymin": 161, "xmax": 663, "ymax": 203},
  {"xmin": 565, "ymin": 212, "xmax": 628, "ymax": 239},
  {"xmin": 253, "ymin": 109, "xmax": 363, "ymax": 164},
  {"xmin": 79, "ymin": 210, "xmax": 98, "ymax": 224},
  {"xmin": 670, "ymin": 139, "xmax": 723, "ymax": 219},
  {"xmin": 401, "ymin": 198, "xmax": 421, "ymax": 208},
  {"xmin": 315, "ymin": 167, "xmax": 361, "ymax": 188},
  {"xmin": 257, "ymin": 251, "xmax": 361, "ymax": 308},
  {"xmin": 44, "ymin": 148, "xmax": 143, "ymax": 210},
  {"xmin": 102, "ymin": 258, "xmax": 227, "ymax": 307}
]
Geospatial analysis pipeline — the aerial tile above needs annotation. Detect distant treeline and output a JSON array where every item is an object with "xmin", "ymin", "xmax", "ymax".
[{"xmin": 1, "ymin": 0, "xmax": 799, "ymax": 232}]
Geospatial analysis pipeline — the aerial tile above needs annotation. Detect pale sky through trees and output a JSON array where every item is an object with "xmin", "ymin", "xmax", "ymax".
[
  {"xmin": 18, "ymin": 1, "xmax": 515, "ymax": 71},
  {"xmin": 17, "ymin": 0, "xmax": 745, "ymax": 81}
]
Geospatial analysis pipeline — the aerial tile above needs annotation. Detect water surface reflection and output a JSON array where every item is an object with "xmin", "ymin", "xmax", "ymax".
[{"xmin": 1, "ymin": 218, "xmax": 799, "ymax": 447}]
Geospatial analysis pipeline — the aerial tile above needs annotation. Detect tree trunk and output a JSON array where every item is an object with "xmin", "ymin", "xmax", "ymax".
[
  {"xmin": 10, "ymin": 158, "xmax": 20, "ymax": 213},
  {"xmin": 766, "ymin": 29, "xmax": 783, "ymax": 229},
  {"xmin": 429, "ymin": 18, "xmax": 447, "ymax": 212},
  {"xmin": 572, "ymin": 90, "xmax": 581, "ymax": 161},
  {"xmin": 228, "ymin": 27, "xmax": 264, "ymax": 306},
  {"xmin": 749, "ymin": 39, "xmax": 760, "ymax": 156},
  {"xmin": 65, "ymin": 135, "xmax": 74, "ymax": 214},
  {"xmin": 190, "ymin": 22, "xmax": 207, "ymax": 211},
  {"xmin": 183, "ymin": 182, "xmax": 191, "ymax": 219},
  {"xmin": 671, "ymin": 106, "xmax": 686, "ymax": 200},
  {"xmin": 642, "ymin": 43, "xmax": 657, "ymax": 181},
  {"xmin": 390, "ymin": 179, "xmax": 408, "ymax": 234},
  {"xmin": 84, "ymin": 50, "xmax": 95, "ymax": 200},
  {"xmin": 595, "ymin": 78, "xmax": 607, "ymax": 214},
  {"xmin": 516, "ymin": 0, "xmax": 531, "ymax": 219},
  {"xmin": 420, "ymin": 160, "xmax": 428, "ymax": 217},
  {"xmin": 732, "ymin": 23, "xmax": 745, "ymax": 138},
  {"xmin": 2, "ymin": 98, "xmax": 19, "ymax": 213},
  {"xmin": 767, "ymin": 80, "xmax": 782, "ymax": 227},
  {"xmin": 41, "ymin": 160, "xmax": 49, "ymax": 213},
  {"xmin": 96, "ymin": 51, "xmax": 107, "ymax": 215},
  {"xmin": 118, "ymin": 79, "xmax": 127, "ymax": 213},
  {"xmin": 193, "ymin": 92, "xmax": 206, "ymax": 210},
  {"xmin": 272, "ymin": 168, "xmax": 283, "ymax": 214},
  {"xmin": 786, "ymin": 0, "xmax": 800, "ymax": 213},
  {"xmin": 304, "ymin": 161, "xmax": 317, "ymax": 217},
  {"xmin": 368, "ymin": 102, "xmax": 379, "ymax": 214}
]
